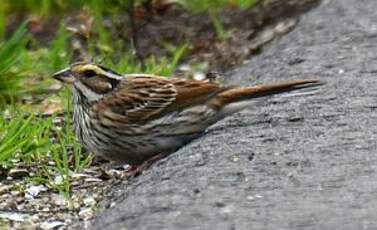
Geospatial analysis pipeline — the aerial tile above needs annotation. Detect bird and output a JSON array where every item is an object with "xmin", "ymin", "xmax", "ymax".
[{"xmin": 53, "ymin": 62, "xmax": 323, "ymax": 175}]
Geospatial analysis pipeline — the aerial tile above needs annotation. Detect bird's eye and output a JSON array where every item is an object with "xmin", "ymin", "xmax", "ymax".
[{"xmin": 83, "ymin": 70, "xmax": 97, "ymax": 78}]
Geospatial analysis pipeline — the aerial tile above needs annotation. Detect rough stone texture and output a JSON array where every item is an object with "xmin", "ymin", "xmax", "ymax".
[{"xmin": 88, "ymin": 0, "xmax": 377, "ymax": 229}]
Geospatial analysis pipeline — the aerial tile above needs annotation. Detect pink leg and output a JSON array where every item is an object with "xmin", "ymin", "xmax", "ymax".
[{"xmin": 123, "ymin": 153, "xmax": 166, "ymax": 178}]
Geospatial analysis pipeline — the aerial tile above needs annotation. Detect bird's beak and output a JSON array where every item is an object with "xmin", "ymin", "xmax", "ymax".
[{"xmin": 52, "ymin": 67, "xmax": 74, "ymax": 84}]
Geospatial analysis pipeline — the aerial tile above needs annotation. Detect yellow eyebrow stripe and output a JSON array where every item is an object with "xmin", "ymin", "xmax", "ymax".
[{"xmin": 73, "ymin": 64, "xmax": 106, "ymax": 76}]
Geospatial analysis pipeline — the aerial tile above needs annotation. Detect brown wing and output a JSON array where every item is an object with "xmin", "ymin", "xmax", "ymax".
[
  {"xmin": 92, "ymin": 75, "xmax": 225, "ymax": 124},
  {"xmin": 167, "ymin": 78, "xmax": 227, "ymax": 112}
]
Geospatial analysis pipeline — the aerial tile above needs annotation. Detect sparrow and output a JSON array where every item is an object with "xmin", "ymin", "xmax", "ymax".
[{"xmin": 53, "ymin": 62, "xmax": 323, "ymax": 173}]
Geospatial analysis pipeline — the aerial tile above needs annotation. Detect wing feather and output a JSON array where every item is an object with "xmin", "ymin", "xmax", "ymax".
[{"xmin": 92, "ymin": 76, "xmax": 225, "ymax": 124}]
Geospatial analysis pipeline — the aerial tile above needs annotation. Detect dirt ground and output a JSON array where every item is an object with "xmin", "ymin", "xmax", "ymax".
[{"xmin": 84, "ymin": 0, "xmax": 377, "ymax": 229}]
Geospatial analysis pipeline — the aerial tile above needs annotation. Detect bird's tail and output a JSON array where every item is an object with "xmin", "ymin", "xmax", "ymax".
[{"xmin": 210, "ymin": 79, "xmax": 324, "ymax": 117}]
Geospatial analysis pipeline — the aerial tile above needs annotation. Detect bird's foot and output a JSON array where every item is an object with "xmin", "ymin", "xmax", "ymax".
[{"xmin": 122, "ymin": 153, "xmax": 165, "ymax": 178}]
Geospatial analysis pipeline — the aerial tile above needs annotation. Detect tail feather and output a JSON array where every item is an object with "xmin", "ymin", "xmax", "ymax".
[{"xmin": 212, "ymin": 79, "xmax": 324, "ymax": 108}]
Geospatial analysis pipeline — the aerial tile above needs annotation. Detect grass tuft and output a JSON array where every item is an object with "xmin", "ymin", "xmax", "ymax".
[
  {"xmin": 0, "ymin": 22, "xmax": 29, "ymax": 103},
  {"xmin": 0, "ymin": 112, "xmax": 52, "ymax": 165}
]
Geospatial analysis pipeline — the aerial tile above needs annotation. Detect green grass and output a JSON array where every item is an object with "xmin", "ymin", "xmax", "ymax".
[
  {"xmin": 47, "ymin": 22, "xmax": 73, "ymax": 72},
  {"xmin": 0, "ymin": 94, "xmax": 91, "ymax": 198},
  {"xmin": 0, "ymin": 18, "xmax": 73, "ymax": 102},
  {"xmin": 0, "ymin": 20, "xmax": 83, "ymax": 195},
  {"xmin": 179, "ymin": 0, "xmax": 261, "ymax": 40},
  {"xmin": 0, "ymin": 112, "xmax": 51, "ymax": 164},
  {"xmin": 1, "ymin": 0, "xmax": 119, "ymax": 18},
  {"xmin": 0, "ymin": 22, "xmax": 28, "ymax": 103},
  {"xmin": 100, "ymin": 42, "xmax": 188, "ymax": 76}
]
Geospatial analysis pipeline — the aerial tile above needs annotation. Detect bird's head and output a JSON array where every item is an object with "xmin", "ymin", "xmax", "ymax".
[{"xmin": 52, "ymin": 62, "xmax": 122, "ymax": 102}]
